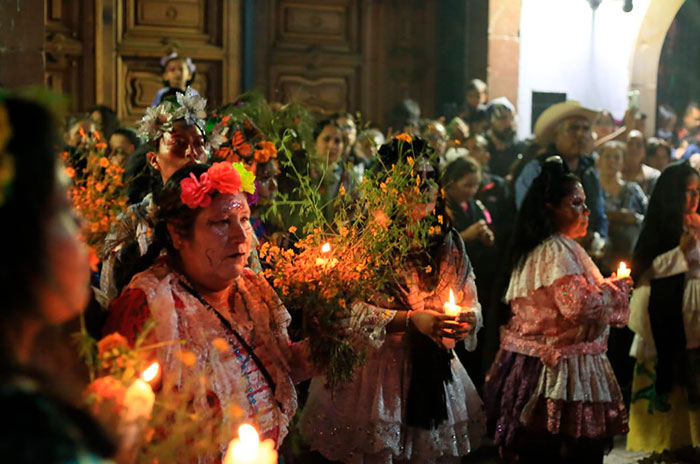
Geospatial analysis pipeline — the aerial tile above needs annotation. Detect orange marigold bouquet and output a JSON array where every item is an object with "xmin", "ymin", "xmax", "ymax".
[
  {"xmin": 263, "ymin": 134, "xmax": 440, "ymax": 388},
  {"xmin": 62, "ymin": 130, "xmax": 128, "ymax": 261}
]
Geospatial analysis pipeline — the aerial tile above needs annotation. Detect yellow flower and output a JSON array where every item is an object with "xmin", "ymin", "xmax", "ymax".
[
  {"xmin": 231, "ymin": 162, "xmax": 256, "ymax": 194},
  {"xmin": 339, "ymin": 184, "xmax": 346, "ymax": 196},
  {"xmin": 406, "ymin": 156, "xmax": 414, "ymax": 166},
  {"xmin": 212, "ymin": 338, "xmax": 229, "ymax": 353},
  {"xmin": 339, "ymin": 226, "xmax": 349, "ymax": 237},
  {"xmin": 395, "ymin": 133, "xmax": 412, "ymax": 143},
  {"xmin": 437, "ymin": 215, "xmax": 443, "ymax": 224}
]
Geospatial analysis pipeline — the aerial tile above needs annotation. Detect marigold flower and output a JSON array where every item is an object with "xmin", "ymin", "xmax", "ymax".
[
  {"xmin": 97, "ymin": 332, "xmax": 130, "ymax": 358},
  {"xmin": 212, "ymin": 338, "xmax": 229, "ymax": 353},
  {"xmin": 288, "ymin": 226, "xmax": 297, "ymax": 234},
  {"xmin": 99, "ymin": 157, "xmax": 110, "ymax": 168},
  {"xmin": 425, "ymin": 265, "xmax": 432, "ymax": 274},
  {"xmin": 177, "ymin": 350, "xmax": 197, "ymax": 367},
  {"xmin": 395, "ymin": 133, "xmax": 412, "ymax": 143}
]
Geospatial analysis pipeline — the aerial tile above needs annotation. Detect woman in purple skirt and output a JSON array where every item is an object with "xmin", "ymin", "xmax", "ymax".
[{"xmin": 484, "ymin": 157, "xmax": 632, "ymax": 463}]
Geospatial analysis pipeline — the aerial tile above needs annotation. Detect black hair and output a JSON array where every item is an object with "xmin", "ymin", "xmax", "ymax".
[
  {"xmin": 111, "ymin": 127, "xmax": 140, "ymax": 149},
  {"xmin": 123, "ymin": 144, "xmax": 160, "ymax": 204},
  {"xmin": 646, "ymin": 137, "xmax": 671, "ymax": 160},
  {"xmin": 442, "ymin": 156, "xmax": 481, "ymax": 187},
  {"xmin": 506, "ymin": 157, "xmax": 581, "ymax": 273},
  {"xmin": 87, "ymin": 104, "xmax": 119, "ymax": 139},
  {"xmin": 0, "ymin": 96, "xmax": 58, "ymax": 356},
  {"xmin": 632, "ymin": 161, "xmax": 699, "ymax": 281},
  {"xmin": 136, "ymin": 164, "xmax": 211, "ymax": 274},
  {"xmin": 64, "ymin": 113, "xmax": 92, "ymax": 133},
  {"xmin": 313, "ymin": 117, "xmax": 341, "ymax": 141}
]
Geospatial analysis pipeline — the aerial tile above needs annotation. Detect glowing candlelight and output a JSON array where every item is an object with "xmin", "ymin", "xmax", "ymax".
[
  {"xmin": 617, "ymin": 261, "xmax": 631, "ymax": 279},
  {"xmin": 223, "ymin": 424, "xmax": 278, "ymax": 464},
  {"xmin": 321, "ymin": 242, "xmax": 331, "ymax": 253},
  {"xmin": 316, "ymin": 242, "xmax": 338, "ymax": 267},
  {"xmin": 442, "ymin": 289, "xmax": 463, "ymax": 349},
  {"xmin": 141, "ymin": 362, "xmax": 159, "ymax": 383}
]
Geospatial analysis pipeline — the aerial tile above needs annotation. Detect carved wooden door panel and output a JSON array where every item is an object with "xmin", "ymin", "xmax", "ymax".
[
  {"xmin": 255, "ymin": 0, "xmax": 436, "ymax": 129},
  {"xmin": 95, "ymin": 0, "xmax": 241, "ymax": 124},
  {"xmin": 44, "ymin": 0, "xmax": 96, "ymax": 113}
]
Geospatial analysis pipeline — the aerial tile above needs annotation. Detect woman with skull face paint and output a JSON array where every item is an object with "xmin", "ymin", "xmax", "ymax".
[
  {"xmin": 104, "ymin": 162, "xmax": 312, "ymax": 459},
  {"xmin": 98, "ymin": 91, "xmax": 209, "ymax": 308},
  {"xmin": 484, "ymin": 157, "xmax": 632, "ymax": 463}
]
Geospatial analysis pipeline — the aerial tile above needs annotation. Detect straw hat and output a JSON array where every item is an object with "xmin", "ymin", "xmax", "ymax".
[{"xmin": 534, "ymin": 100, "xmax": 598, "ymax": 145}]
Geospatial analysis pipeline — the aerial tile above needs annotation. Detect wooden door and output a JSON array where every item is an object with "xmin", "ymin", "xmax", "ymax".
[{"xmin": 94, "ymin": 0, "xmax": 242, "ymax": 124}]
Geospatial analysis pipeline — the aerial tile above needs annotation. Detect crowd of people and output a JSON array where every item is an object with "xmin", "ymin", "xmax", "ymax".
[{"xmin": 3, "ymin": 51, "xmax": 700, "ymax": 463}]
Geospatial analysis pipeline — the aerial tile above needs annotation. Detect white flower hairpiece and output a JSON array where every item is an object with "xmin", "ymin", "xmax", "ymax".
[{"xmin": 137, "ymin": 87, "xmax": 207, "ymax": 143}]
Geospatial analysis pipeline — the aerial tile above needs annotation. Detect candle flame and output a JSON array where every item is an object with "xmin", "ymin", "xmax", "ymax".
[
  {"xmin": 321, "ymin": 242, "xmax": 331, "ymax": 253},
  {"xmin": 448, "ymin": 289, "xmax": 455, "ymax": 306},
  {"xmin": 619, "ymin": 262, "xmax": 628, "ymax": 272},
  {"xmin": 238, "ymin": 423, "xmax": 260, "ymax": 456},
  {"xmin": 141, "ymin": 362, "xmax": 160, "ymax": 383}
]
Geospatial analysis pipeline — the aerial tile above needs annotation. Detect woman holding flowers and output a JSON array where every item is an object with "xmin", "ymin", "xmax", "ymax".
[
  {"xmin": 484, "ymin": 157, "xmax": 632, "ymax": 463},
  {"xmin": 103, "ymin": 162, "xmax": 311, "ymax": 459},
  {"xmin": 298, "ymin": 137, "xmax": 485, "ymax": 463}
]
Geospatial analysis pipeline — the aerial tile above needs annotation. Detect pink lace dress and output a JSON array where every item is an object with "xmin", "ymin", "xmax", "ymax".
[
  {"xmin": 484, "ymin": 234, "xmax": 631, "ymax": 448},
  {"xmin": 298, "ymin": 235, "xmax": 486, "ymax": 463}
]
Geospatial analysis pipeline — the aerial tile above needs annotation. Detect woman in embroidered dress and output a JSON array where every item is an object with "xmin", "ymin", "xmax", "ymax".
[
  {"xmin": 299, "ymin": 137, "xmax": 485, "ymax": 464},
  {"xmin": 626, "ymin": 161, "xmax": 700, "ymax": 459},
  {"xmin": 484, "ymin": 157, "xmax": 632, "ymax": 463},
  {"xmin": 0, "ymin": 95, "xmax": 115, "ymax": 462},
  {"xmin": 103, "ymin": 162, "xmax": 311, "ymax": 459}
]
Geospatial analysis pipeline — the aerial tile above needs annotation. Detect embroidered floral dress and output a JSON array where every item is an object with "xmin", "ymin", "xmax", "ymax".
[
  {"xmin": 298, "ymin": 233, "xmax": 486, "ymax": 463},
  {"xmin": 484, "ymin": 234, "xmax": 631, "ymax": 450},
  {"xmin": 626, "ymin": 220, "xmax": 700, "ymax": 452},
  {"xmin": 103, "ymin": 257, "xmax": 311, "ymax": 459}
]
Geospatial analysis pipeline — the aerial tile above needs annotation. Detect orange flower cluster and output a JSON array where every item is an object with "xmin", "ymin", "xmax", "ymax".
[{"xmin": 65, "ymin": 132, "xmax": 129, "ymax": 257}]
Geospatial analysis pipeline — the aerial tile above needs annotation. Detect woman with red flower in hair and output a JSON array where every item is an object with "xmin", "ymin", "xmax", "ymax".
[{"xmin": 103, "ymin": 162, "xmax": 312, "ymax": 460}]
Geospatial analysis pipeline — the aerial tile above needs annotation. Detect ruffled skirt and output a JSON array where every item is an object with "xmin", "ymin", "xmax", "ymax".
[
  {"xmin": 298, "ymin": 333, "xmax": 485, "ymax": 464},
  {"xmin": 484, "ymin": 350, "xmax": 627, "ymax": 450}
]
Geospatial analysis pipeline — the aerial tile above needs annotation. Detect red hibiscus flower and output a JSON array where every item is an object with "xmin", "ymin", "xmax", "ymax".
[{"xmin": 180, "ymin": 172, "xmax": 213, "ymax": 209}]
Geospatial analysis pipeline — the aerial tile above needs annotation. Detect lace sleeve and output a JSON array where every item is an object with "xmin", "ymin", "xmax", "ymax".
[
  {"xmin": 348, "ymin": 302, "xmax": 398, "ymax": 350},
  {"xmin": 550, "ymin": 274, "xmax": 630, "ymax": 327}
]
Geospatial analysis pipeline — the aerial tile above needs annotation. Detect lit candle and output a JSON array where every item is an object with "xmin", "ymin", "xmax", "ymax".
[
  {"xmin": 442, "ymin": 289, "xmax": 462, "ymax": 349},
  {"xmin": 315, "ymin": 242, "xmax": 338, "ymax": 267},
  {"xmin": 617, "ymin": 261, "xmax": 631, "ymax": 279},
  {"xmin": 223, "ymin": 424, "xmax": 278, "ymax": 464},
  {"xmin": 123, "ymin": 362, "xmax": 158, "ymax": 422}
]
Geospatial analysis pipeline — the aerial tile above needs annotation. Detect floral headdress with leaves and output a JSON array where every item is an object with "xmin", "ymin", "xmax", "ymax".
[
  {"xmin": 207, "ymin": 113, "xmax": 278, "ymax": 169},
  {"xmin": 138, "ymin": 87, "xmax": 207, "ymax": 143},
  {"xmin": 180, "ymin": 161, "xmax": 256, "ymax": 209},
  {"xmin": 0, "ymin": 102, "xmax": 15, "ymax": 208}
]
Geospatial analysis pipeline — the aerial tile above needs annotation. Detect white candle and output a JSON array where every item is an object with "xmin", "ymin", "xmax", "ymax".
[
  {"xmin": 442, "ymin": 289, "xmax": 461, "ymax": 349},
  {"xmin": 223, "ymin": 424, "xmax": 278, "ymax": 464},
  {"xmin": 123, "ymin": 362, "xmax": 158, "ymax": 422},
  {"xmin": 617, "ymin": 261, "xmax": 631, "ymax": 279}
]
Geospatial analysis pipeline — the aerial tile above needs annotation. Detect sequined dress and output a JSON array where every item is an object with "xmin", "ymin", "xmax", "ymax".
[
  {"xmin": 484, "ymin": 234, "xmax": 631, "ymax": 449},
  {"xmin": 298, "ymin": 234, "xmax": 486, "ymax": 463}
]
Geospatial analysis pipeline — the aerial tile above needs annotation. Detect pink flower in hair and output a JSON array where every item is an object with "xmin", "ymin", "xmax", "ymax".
[{"xmin": 180, "ymin": 172, "xmax": 213, "ymax": 209}]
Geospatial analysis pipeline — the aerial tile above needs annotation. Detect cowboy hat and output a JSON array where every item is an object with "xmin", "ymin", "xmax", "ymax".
[{"xmin": 534, "ymin": 100, "xmax": 598, "ymax": 145}]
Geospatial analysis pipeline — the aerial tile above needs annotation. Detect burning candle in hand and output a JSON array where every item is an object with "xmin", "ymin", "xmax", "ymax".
[
  {"xmin": 616, "ymin": 261, "xmax": 631, "ymax": 279},
  {"xmin": 223, "ymin": 424, "xmax": 277, "ymax": 464},
  {"xmin": 123, "ymin": 362, "xmax": 159, "ymax": 422},
  {"xmin": 442, "ymin": 289, "xmax": 462, "ymax": 349}
]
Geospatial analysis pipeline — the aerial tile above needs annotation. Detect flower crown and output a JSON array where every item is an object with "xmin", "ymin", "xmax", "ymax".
[
  {"xmin": 138, "ymin": 87, "xmax": 207, "ymax": 143},
  {"xmin": 208, "ymin": 115, "xmax": 278, "ymax": 167},
  {"xmin": 0, "ymin": 103, "xmax": 15, "ymax": 208},
  {"xmin": 180, "ymin": 162, "xmax": 256, "ymax": 209}
]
